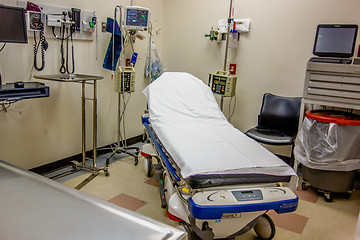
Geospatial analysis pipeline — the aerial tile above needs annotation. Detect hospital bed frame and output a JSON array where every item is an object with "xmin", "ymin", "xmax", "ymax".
[{"xmin": 141, "ymin": 115, "xmax": 298, "ymax": 240}]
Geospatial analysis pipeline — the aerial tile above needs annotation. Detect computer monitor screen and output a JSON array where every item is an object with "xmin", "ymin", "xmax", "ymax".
[
  {"xmin": 0, "ymin": 5, "xmax": 27, "ymax": 43},
  {"xmin": 125, "ymin": 7, "xmax": 149, "ymax": 30},
  {"xmin": 313, "ymin": 24, "xmax": 358, "ymax": 58}
]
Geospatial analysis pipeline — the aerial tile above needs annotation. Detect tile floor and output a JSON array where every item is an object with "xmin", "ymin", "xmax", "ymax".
[{"xmin": 59, "ymin": 152, "xmax": 360, "ymax": 240}]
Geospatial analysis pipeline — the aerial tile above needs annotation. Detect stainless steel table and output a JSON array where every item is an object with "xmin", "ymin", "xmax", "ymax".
[
  {"xmin": 34, "ymin": 74, "xmax": 108, "ymax": 188},
  {"xmin": 0, "ymin": 160, "xmax": 186, "ymax": 240}
]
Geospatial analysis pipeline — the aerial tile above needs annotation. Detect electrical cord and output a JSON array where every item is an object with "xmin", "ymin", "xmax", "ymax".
[
  {"xmin": 33, "ymin": 31, "xmax": 48, "ymax": 71},
  {"xmin": 59, "ymin": 25, "xmax": 66, "ymax": 74},
  {"xmin": 119, "ymin": 93, "xmax": 131, "ymax": 148},
  {"xmin": 51, "ymin": 14, "xmax": 76, "ymax": 74},
  {"xmin": 121, "ymin": 93, "xmax": 127, "ymax": 148},
  {"xmin": 0, "ymin": 100, "xmax": 19, "ymax": 112},
  {"xmin": 66, "ymin": 27, "xmax": 75, "ymax": 74},
  {"xmin": 145, "ymin": 21, "xmax": 153, "ymax": 79},
  {"xmin": 51, "ymin": 26, "xmax": 74, "ymax": 40},
  {"xmin": 228, "ymin": 95, "xmax": 236, "ymax": 120},
  {"xmin": 126, "ymin": 29, "xmax": 134, "ymax": 53},
  {"xmin": 123, "ymin": 30, "xmax": 130, "ymax": 48},
  {"xmin": 66, "ymin": 28, "xmax": 70, "ymax": 73}
]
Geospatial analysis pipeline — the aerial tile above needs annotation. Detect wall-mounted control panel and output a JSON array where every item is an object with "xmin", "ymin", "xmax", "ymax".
[
  {"xmin": 115, "ymin": 67, "xmax": 135, "ymax": 93},
  {"xmin": 27, "ymin": 11, "xmax": 45, "ymax": 31},
  {"xmin": 208, "ymin": 70, "xmax": 237, "ymax": 97},
  {"xmin": 18, "ymin": 1, "xmax": 96, "ymax": 41}
]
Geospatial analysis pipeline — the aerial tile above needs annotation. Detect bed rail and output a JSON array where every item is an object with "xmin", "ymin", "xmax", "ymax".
[{"xmin": 142, "ymin": 116, "xmax": 181, "ymax": 182}]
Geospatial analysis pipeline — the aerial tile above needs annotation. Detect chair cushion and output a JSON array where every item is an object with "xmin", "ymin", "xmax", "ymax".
[
  {"xmin": 245, "ymin": 126, "xmax": 295, "ymax": 145},
  {"xmin": 258, "ymin": 93, "xmax": 302, "ymax": 133}
]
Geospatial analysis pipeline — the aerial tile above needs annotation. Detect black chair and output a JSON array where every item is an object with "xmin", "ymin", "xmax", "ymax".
[{"xmin": 245, "ymin": 93, "xmax": 302, "ymax": 167}]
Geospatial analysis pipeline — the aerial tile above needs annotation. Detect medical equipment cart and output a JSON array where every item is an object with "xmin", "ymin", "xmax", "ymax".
[{"xmin": 295, "ymin": 60, "xmax": 360, "ymax": 202}]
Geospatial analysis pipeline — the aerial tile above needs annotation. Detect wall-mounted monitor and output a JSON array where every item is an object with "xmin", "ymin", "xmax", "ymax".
[
  {"xmin": 0, "ymin": 5, "xmax": 27, "ymax": 43},
  {"xmin": 313, "ymin": 24, "xmax": 358, "ymax": 58},
  {"xmin": 125, "ymin": 6, "xmax": 150, "ymax": 30}
]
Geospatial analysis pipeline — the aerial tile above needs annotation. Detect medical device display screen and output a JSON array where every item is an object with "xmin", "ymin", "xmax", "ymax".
[
  {"xmin": 232, "ymin": 189, "xmax": 263, "ymax": 202},
  {"xmin": 125, "ymin": 7, "xmax": 149, "ymax": 29},
  {"xmin": 211, "ymin": 76, "xmax": 227, "ymax": 95},
  {"xmin": 0, "ymin": 5, "xmax": 27, "ymax": 43},
  {"xmin": 313, "ymin": 24, "xmax": 358, "ymax": 58}
]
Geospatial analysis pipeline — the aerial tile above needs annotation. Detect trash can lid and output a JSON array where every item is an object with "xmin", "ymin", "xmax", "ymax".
[{"xmin": 305, "ymin": 110, "xmax": 360, "ymax": 126}]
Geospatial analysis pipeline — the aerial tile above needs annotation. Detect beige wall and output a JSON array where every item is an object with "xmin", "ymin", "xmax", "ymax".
[
  {"xmin": 0, "ymin": 0, "xmax": 163, "ymax": 169},
  {"xmin": 162, "ymin": 0, "xmax": 360, "ymax": 156},
  {"xmin": 1, "ymin": 0, "xmax": 360, "ymax": 169}
]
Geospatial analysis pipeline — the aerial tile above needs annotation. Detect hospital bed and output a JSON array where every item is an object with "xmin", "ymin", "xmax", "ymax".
[{"xmin": 141, "ymin": 72, "xmax": 299, "ymax": 240}]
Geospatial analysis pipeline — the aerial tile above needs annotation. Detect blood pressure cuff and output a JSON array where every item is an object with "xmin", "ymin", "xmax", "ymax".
[{"xmin": 103, "ymin": 18, "xmax": 122, "ymax": 71}]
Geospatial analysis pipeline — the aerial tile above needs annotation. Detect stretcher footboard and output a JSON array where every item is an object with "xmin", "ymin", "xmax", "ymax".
[{"xmin": 188, "ymin": 188, "xmax": 298, "ymax": 220}]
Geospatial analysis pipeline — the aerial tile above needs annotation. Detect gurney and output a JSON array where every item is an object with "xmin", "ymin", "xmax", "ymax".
[{"xmin": 141, "ymin": 72, "xmax": 298, "ymax": 240}]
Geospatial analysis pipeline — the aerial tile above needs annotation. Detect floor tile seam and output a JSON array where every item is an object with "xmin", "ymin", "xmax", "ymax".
[{"xmin": 272, "ymin": 215, "xmax": 309, "ymax": 235}]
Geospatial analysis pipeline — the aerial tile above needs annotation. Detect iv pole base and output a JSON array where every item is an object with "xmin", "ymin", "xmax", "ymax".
[{"xmin": 105, "ymin": 146, "xmax": 140, "ymax": 167}]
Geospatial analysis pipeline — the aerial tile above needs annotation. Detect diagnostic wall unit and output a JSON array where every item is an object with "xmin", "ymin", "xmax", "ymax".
[{"xmin": 18, "ymin": 1, "xmax": 96, "ymax": 41}]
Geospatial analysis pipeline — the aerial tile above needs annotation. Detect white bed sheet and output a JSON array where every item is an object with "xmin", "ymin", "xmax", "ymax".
[{"xmin": 143, "ymin": 72, "xmax": 297, "ymax": 189}]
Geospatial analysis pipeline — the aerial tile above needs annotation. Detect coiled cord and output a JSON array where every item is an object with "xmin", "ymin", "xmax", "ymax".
[{"xmin": 33, "ymin": 31, "xmax": 47, "ymax": 71}]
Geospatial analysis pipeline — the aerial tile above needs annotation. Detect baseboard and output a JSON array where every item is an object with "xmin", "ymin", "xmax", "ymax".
[
  {"xmin": 276, "ymin": 154, "xmax": 291, "ymax": 165},
  {"xmin": 30, "ymin": 134, "xmax": 143, "ymax": 175}
]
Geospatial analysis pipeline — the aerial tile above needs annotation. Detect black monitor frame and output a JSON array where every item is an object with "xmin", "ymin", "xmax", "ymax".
[
  {"xmin": 312, "ymin": 24, "xmax": 358, "ymax": 58},
  {"xmin": 0, "ymin": 5, "xmax": 28, "ymax": 44}
]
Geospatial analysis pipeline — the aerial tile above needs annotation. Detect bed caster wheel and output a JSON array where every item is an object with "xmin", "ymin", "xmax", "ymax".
[
  {"xmin": 180, "ymin": 222, "xmax": 198, "ymax": 240},
  {"xmin": 345, "ymin": 192, "xmax": 351, "ymax": 200},
  {"xmin": 301, "ymin": 181, "xmax": 307, "ymax": 190},
  {"xmin": 105, "ymin": 158, "xmax": 110, "ymax": 167},
  {"xmin": 254, "ymin": 214, "xmax": 275, "ymax": 240},
  {"xmin": 134, "ymin": 156, "xmax": 139, "ymax": 166},
  {"xmin": 144, "ymin": 157, "xmax": 153, "ymax": 177},
  {"xmin": 71, "ymin": 161, "xmax": 80, "ymax": 171},
  {"xmin": 324, "ymin": 192, "xmax": 333, "ymax": 202},
  {"xmin": 104, "ymin": 170, "xmax": 110, "ymax": 177}
]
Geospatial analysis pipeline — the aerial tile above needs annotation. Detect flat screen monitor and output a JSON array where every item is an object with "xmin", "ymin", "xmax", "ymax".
[
  {"xmin": 313, "ymin": 24, "xmax": 358, "ymax": 58},
  {"xmin": 125, "ymin": 6, "xmax": 150, "ymax": 30},
  {"xmin": 0, "ymin": 5, "xmax": 27, "ymax": 43}
]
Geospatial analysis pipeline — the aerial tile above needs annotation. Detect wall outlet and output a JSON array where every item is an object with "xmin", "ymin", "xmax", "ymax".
[{"xmin": 229, "ymin": 63, "xmax": 237, "ymax": 75}]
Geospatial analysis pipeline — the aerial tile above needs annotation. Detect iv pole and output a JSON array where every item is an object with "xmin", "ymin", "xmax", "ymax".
[
  {"xmin": 220, "ymin": 0, "xmax": 233, "ymax": 111},
  {"xmin": 106, "ymin": 6, "xmax": 139, "ymax": 167}
]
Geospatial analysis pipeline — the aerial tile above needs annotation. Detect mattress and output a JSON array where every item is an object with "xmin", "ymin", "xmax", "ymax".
[{"xmin": 143, "ymin": 72, "xmax": 297, "ymax": 190}]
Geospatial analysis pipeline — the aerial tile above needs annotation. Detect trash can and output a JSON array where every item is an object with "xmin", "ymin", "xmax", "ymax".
[{"xmin": 294, "ymin": 110, "xmax": 360, "ymax": 201}]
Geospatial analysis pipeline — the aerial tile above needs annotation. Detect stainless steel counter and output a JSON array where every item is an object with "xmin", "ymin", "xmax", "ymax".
[{"xmin": 0, "ymin": 160, "xmax": 186, "ymax": 240}]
